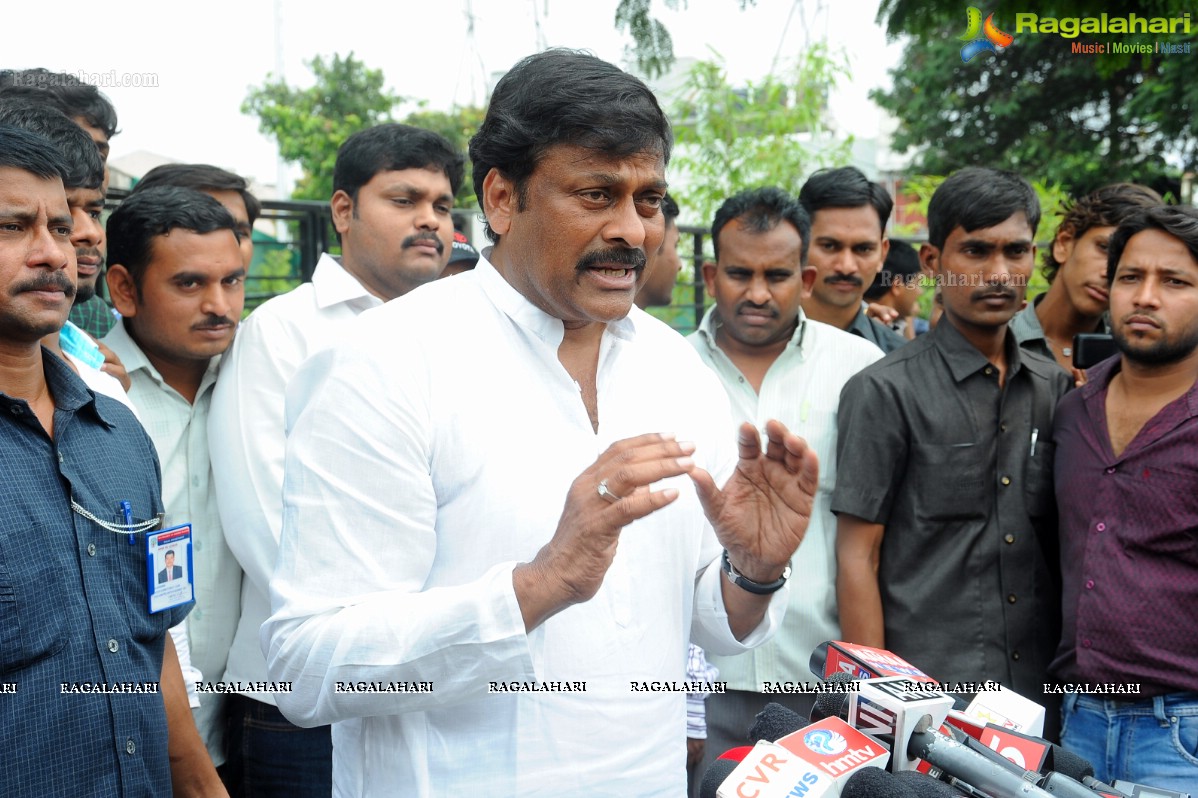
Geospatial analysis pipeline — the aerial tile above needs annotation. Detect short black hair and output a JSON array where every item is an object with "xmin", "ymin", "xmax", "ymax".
[
  {"xmin": 711, "ymin": 186, "xmax": 811, "ymax": 264},
  {"xmin": 798, "ymin": 166, "xmax": 893, "ymax": 232},
  {"xmin": 1042, "ymin": 183, "xmax": 1163, "ymax": 283},
  {"xmin": 0, "ymin": 69, "xmax": 119, "ymax": 139},
  {"xmin": 865, "ymin": 239, "xmax": 920, "ymax": 301},
  {"xmin": 1107, "ymin": 205, "xmax": 1198, "ymax": 285},
  {"xmin": 469, "ymin": 49, "xmax": 672, "ymax": 242},
  {"xmin": 0, "ymin": 124, "xmax": 67, "ymax": 181},
  {"xmin": 0, "ymin": 102, "xmax": 103, "ymax": 190},
  {"xmin": 133, "ymin": 163, "xmax": 262, "ymax": 224},
  {"xmin": 333, "ymin": 124, "xmax": 464, "ymax": 203},
  {"xmin": 926, "ymin": 167, "xmax": 1040, "ymax": 250},
  {"xmin": 662, "ymin": 192, "xmax": 680, "ymax": 225},
  {"xmin": 107, "ymin": 186, "xmax": 239, "ymax": 292}
]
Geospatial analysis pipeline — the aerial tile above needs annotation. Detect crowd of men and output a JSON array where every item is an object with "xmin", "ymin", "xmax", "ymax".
[{"xmin": 1, "ymin": 50, "xmax": 1195, "ymax": 797}]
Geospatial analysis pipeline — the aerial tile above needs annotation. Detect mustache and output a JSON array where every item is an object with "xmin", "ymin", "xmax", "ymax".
[
  {"xmin": 193, "ymin": 315, "xmax": 236, "ymax": 330},
  {"xmin": 75, "ymin": 247, "xmax": 104, "ymax": 263},
  {"xmin": 824, "ymin": 274, "xmax": 863, "ymax": 287},
  {"xmin": 14, "ymin": 272, "xmax": 76, "ymax": 298},
  {"xmin": 401, "ymin": 232, "xmax": 444, "ymax": 253},
  {"xmin": 735, "ymin": 301, "xmax": 778, "ymax": 318},
  {"xmin": 971, "ymin": 285, "xmax": 1017, "ymax": 302},
  {"xmin": 576, "ymin": 248, "xmax": 647, "ymax": 272}
]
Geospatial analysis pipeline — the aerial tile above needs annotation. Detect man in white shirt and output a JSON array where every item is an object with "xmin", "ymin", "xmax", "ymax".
[
  {"xmin": 102, "ymin": 186, "xmax": 246, "ymax": 771},
  {"xmin": 264, "ymin": 49, "xmax": 819, "ymax": 797},
  {"xmin": 207, "ymin": 123, "xmax": 462, "ymax": 797},
  {"xmin": 689, "ymin": 187, "xmax": 882, "ymax": 784}
]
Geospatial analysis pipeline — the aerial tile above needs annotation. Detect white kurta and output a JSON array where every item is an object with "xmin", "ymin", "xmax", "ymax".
[{"xmin": 264, "ymin": 258, "xmax": 789, "ymax": 797}]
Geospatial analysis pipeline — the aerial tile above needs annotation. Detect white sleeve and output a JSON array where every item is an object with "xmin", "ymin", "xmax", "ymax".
[
  {"xmin": 262, "ymin": 342, "xmax": 535, "ymax": 728},
  {"xmin": 169, "ymin": 619, "xmax": 202, "ymax": 709},
  {"xmin": 208, "ymin": 312, "xmax": 300, "ymax": 595}
]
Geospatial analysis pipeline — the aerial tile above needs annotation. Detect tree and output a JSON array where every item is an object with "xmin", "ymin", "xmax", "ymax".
[
  {"xmin": 873, "ymin": 1, "xmax": 1197, "ymax": 196},
  {"xmin": 668, "ymin": 46, "xmax": 852, "ymax": 234},
  {"xmin": 616, "ymin": 0, "xmax": 757, "ymax": 77},
  {"xmin": 243, "ymin": 53, "xmax": 400, "ymax": 200}
]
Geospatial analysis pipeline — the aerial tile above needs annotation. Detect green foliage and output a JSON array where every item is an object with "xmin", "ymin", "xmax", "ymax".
[
  {"xmin": 615, "ymin": 0, "xmax": 757, "ymax": 77},
  {"xmin": 873, "ymin": 1, "xmax": 1196, "ymax": 194},
  {"xmin": 402, "ymin": 103, "xmax": 487, "ymax": 208},
  {"xmin": 245, "ymin": 246, "xmax": 302, "ymax": 314},
  {"xmin": 668, "ymin": 46, "xmax": 852, "ymax": 244},
  {"xmin": 242, "ymin": 53, "xmax": 400, "ymax": 201}
]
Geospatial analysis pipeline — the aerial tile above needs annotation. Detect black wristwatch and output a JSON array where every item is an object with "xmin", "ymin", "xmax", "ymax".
[{"xmin": 721, "ymin": 549, "xmax": 791, "ymax": 595}]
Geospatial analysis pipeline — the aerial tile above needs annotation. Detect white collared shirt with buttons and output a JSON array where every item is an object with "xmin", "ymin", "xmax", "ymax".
[
  {"xmin": 102, "ymin": 320, "xmax": 241, "ymax": 762},
  {"xmin": 689, "ymin": 306, "xmax": 883, "ymax": 691},
  {"xmin": 208, "ymin": 254, "xmax": 383, "ymax": 704},
  {"xmin": 263, "ymin": 257, "xmax": 789, "ymax": 797}
]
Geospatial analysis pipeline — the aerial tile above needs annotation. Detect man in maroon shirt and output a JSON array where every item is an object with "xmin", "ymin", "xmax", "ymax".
[{"xmin": 1050, "ymin": 205, "xmax": 1198, "ymax": 791}]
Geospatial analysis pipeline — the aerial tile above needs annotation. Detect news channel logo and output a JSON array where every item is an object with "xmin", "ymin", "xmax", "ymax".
[
  {"xmin": 960, "ymin": 7, "xmax": 1015, "ymax": 62},
  {"xmin": 803, "ymin": 729, "xmax": 848, "ymax": 756}
]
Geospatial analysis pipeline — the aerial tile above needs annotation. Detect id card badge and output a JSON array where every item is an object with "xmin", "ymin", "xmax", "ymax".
[{"xmin": 146, "ymin": 523, "xmax": 194, "ymax": 613}]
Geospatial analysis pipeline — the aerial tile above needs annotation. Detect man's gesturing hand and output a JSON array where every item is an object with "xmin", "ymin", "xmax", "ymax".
[
  {"xmin": 514, "ymin": 433, "xmax": 696, "ymax": 631},
  {"xmin": 690, "ymin": 419, "xmax": 819, "ymax": 585}
]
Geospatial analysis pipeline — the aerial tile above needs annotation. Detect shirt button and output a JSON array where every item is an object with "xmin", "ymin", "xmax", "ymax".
[
  {"xmin": 1007, "ymin": 594, "xmax": 1017, "ymax": 604},
  {"xmin": 193, "ymin": 609, "xmax": 203, "ymax": 621},
  {"xmin": 87, "ymin": 543, "xmax": 97, "ymax": 557},
  {"xmin": 1000, "ymin": 423, "xmax": 1007, "ymax": 432},
  {"xmin": 195, "ymin": 540, "xmax": 203, "ymax": 552},
  {"xmin": 126, "ymin": 739, "xmax": 136, "ymax": 755},
  {"xmin": 984, "ymin": 367, "xmax": 994, "ymax": 376},
  {"xmin": 1082, "ymin": 639, "xmax": 1092, "ymax": 649},
  {"xmin": 1012, "ymin": 651, "xmax": 1021, "ymax": 661},
  {"xmin": 10, "ymin": 405, "xmax": 24, "ymax": 415},
  {"xmin": 1086, "ymin": 580, "xmax": 1095, "ymax": 590},
  {"xmin": 58, "ymin": 452, "xmax": 65, "ymax": 464},
  {"xmin": 1105, "ymin": 467, "xmax": 1116, "ymax": 475},
  {"xmin": 1096, "ymin": 523, "xmax": 1106, "ymax": 532},
  {"xmin": 1004, "ymin": 534, "xmax": 1015, "ymax": 544},
  {"xmin": 191, "ymin": 476, "xmax": 200, "ymax": 488},
  {"xmin": 1001, "ymin": 476, "xmax": 1011, "ymax": 486},
  {"xmin": 107, "ymin": 639, "xmax": 119, "ymax": 653}
]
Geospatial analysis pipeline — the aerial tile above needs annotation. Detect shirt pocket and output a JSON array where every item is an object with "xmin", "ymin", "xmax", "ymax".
[
  {"xmin": 0, "ymin": 524, "xmax": 70, "ymax": 673},
  {"xmin": 909, "ymin": 442, "xmax": 987, "ymax": 522},
  {"xmin": 1023, "ymin": 440, "xmax": 1055, "ymax": 519}
]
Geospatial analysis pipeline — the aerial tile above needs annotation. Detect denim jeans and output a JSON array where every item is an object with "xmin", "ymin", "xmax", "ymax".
[
  {"xmin": 220, "ymin": 694, "xmax": 332, "ymax": 798},
  {"xmin": 1060, "ymin": 691, "xmax": 1198, "ymax": 792}
]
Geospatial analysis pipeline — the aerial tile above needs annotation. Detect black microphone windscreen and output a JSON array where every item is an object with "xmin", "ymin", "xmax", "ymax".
[
  {"xmin": 698, "ymin": 757, "xmax": 740, "ymax": 798},
  {"xmin": 842, "ymin": 767, "xmax": 918, "ymax": 798},
  {"xmin": 894, "ymin": 769, "xmax": 963, "ymax": 797},
  {"xmin": 809, "ymin": 641, "xmax": 830, "ymax": 678},
  {"xmin": 747, "ymin": 702, "xmax": 807, "ymax": 743},
  {"xmin": 811, "ymin": 671, "xmax": 856, "ymax": 720},
  {"xmin": 1050, "ymin": 745, "xmax": 1095, "ymax": 780}
]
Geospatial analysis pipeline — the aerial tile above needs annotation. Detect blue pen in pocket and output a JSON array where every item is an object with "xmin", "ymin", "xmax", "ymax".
[{"xmin": 121, "ymin": 500, "xmax": 135, "ymax": 544}]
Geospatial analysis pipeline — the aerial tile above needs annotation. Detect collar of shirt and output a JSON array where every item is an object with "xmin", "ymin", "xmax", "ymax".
[
  {"xmin": 931, "ymin": 316, "xmax": 1028, "ymax": 384},
  {"xmin": 4, "ymin": 348, "xmax": 117, "ymax": 428},
  {"xmin": 694, "ymin": 304, "xmax": 808, "ymax": 359},
  {"xmin": 474, "ymin": 254, "xmax": 637, "ymax": 349},
  {"xmin": 1079, "ymin": 353, "xmax": 1198, "ymax": 420},
  {"xmin": 1009, "ymin": 294, "xmax": 1047, "ymax": 347},
  {"xmin": 103, "ymin": 319, "xmax": 221, "ymax": 401},
  {"xmin": 312, "ymin": 253, "xmax": 383, "ymax": 312}
]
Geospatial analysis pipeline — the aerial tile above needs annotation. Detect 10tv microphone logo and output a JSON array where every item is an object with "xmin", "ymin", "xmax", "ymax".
[{"xmin": 961, "ymin": 7, "xmax": 1015, "ymax": 62}]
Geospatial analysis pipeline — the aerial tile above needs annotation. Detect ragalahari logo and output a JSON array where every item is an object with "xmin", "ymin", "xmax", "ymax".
[{"xmin": 960, "ymin": 7, "xmax": 1015, "ymax": 62}]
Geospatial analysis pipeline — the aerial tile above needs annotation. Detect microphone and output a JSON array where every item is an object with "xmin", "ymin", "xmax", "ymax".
[
  {"xmin": 810, "ymin": 641, "xmax": 939, "ymax": 683},
  {"xmin": 908, "ymin": 728, "xmax": 1056, "ymax": 798},
  {"xmin": 712, "ymin": 740, "xmax": 839, "ymax": 798},
  {"xmin": 1111, "ymin": 782, "xmax": 1191, "ymax": 798},
  {"xmin": 749, "ymin": 703, "xmax": 810, "ymax": 744},
  {"xmin": 841, "ymin": 767, "xmax": 920, "ymax": 797},
  {"xmin": 963, "ymin": 684, "xmax": 1047, "ymax": 737},
  {"xmin": 893, "ymin": 770, "xmax": 972, "ymax": 797},
  {"xmin": 811, "ymin": 672, "xmax": 857, "ymax": 721},
  {"xmin": 846, "ymin": 678, "xmax": 954, "ymax": 772}
]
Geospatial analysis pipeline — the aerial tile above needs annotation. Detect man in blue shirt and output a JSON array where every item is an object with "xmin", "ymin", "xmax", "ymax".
[{"xmin": 0, "ymin": 126, "xmax": 223, "ymax": 797}]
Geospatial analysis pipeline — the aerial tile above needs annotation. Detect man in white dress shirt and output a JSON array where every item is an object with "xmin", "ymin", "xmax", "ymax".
[
  {"xmin": 102, "ymin": 186, "xmax": 246, "ymax": 771},
  {"xmin": 689, "ymin": 187, "xmax": 882, "ymax": 785},
  {"xmin": 208, "ymin": 123, "xmax": 462, "ymax": 797},
  {"xmin": 264, "ymin": 49, "xmax": 819, "ymax": 797}
]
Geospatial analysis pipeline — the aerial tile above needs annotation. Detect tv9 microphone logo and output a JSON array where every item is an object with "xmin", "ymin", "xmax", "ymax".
[{"xmin": 802, "ymin": 729, "xmax": 848, "ymax": 756}]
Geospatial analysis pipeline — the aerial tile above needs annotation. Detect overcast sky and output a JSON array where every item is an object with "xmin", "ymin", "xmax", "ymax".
[{"xmin": 5, "ymin": 0, "xmax": 902, "ymax": 191}]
